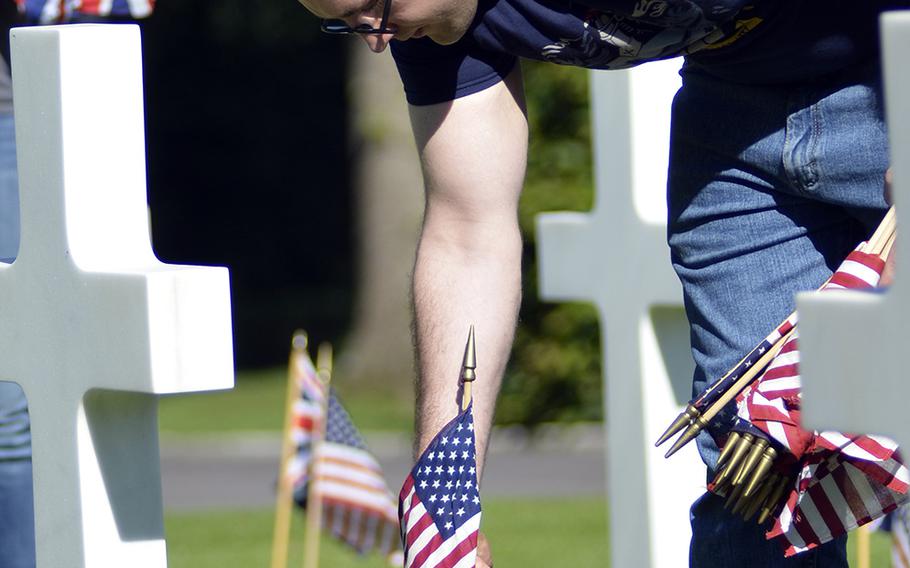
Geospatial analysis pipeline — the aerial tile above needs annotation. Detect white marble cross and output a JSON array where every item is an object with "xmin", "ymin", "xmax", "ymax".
[
  {"xmin": 536, "ymin": 59, "xmax": 704, "ymax": 568},
  {"xmin": 797, "ymin": 12, "xmax": 910, "ymax": 451},
  {"xmin": 0, "ymin": 25, "xmax": 234, "ymax": 567}
]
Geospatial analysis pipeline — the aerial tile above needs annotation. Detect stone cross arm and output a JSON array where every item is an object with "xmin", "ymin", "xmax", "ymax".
[{"xmin": 0, "ymin": 25, "xmax": 234, "ymax": 567}]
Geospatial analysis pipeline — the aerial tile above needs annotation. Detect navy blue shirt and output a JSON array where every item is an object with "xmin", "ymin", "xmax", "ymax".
[{"xmin": 391, "ymin": 0, "xmax": 908, "ymax": 105}]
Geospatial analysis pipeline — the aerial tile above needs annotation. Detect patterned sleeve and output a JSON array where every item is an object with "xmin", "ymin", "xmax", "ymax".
[{"xmin": 390, "ymin": 36, "xmax": 517, "ymax": 106}]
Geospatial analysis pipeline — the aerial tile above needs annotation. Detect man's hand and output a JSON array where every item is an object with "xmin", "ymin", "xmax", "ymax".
[{"xmin": 476, "ymin": 532, "xmax": 493, "ymax": 567}]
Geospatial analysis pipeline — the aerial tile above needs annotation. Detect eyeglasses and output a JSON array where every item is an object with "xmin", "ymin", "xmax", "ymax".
[{"xmin": 320, "ymin": 0, "xmax": 393, "ymax": 35}]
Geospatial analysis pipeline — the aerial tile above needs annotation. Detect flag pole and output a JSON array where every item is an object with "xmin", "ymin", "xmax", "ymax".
[
  {"xmin": 303, "ymin": 342, "xmax": 333, "ymax": 568},
  {"xmin": 271, "ymin": 330, "xmax": 309, "ymax": 568},
  {"xmin": 461, "ymin": 326, "xmax": 476, "ymax": 411},
  {"xmin": 664, "ymin": 328, "xmax": 794, "ymax": 458},
  {"xmin": 856, "ymin": 524, "xmax": 871, "ymax": 568}
]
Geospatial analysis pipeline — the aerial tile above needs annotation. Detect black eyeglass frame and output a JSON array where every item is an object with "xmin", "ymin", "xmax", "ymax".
[{"xmin": 320, "ymin": 0, "xmax": 393, "ymax": 35}]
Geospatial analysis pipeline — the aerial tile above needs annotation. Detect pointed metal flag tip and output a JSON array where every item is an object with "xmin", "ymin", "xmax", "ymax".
[
  {"xmin": 461, "ymin": 325, "xmax": 476, "ymax": 382},
  {"xmin": 664, "ymin": 417, "xmax": 704, "ymax": 458},
  {"xmin": 655, "ymin": 405, "xmax": 699, "ymax": 447}
]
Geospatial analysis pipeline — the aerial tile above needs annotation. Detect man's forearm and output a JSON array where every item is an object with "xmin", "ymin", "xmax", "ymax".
[
  {"xmin": 411, "ymin": 207, "xmax": 522, "ymax": 474},
  {"xmin": 406, "ymin": 65, "xmax": 528, "ymax": 476}
]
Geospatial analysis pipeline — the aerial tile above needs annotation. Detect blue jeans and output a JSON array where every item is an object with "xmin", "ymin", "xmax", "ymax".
[
  {"xmin": 0, "ymin": 111, "xmax": 35, "ymax": 568},
  {"xmin": 668, "ymin": 60, "xmax": 889, "ymax": 566}
]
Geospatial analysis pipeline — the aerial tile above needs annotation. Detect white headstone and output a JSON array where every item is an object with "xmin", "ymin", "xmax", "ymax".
[
  {"xmin": 797, "ymin": 12, "xmax": 910, "ymax": 449},
  {"xmin": 0, "ymin": 24, "xmax": 234, "ymax": 567},
  {"xmin": 536, "ymin": 59, "xmax": 704, "ymax": 568}
]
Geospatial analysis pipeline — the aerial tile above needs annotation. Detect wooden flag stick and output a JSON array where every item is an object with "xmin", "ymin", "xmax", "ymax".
[
  {"xmin": 855, "ymin": 524, "xmax": 871, "ymax": 568},
  {"xmin": 665, "ymin": 328, "xmax": 794, "ymax": 458},
  {"xmin": 271, "ymin": 331, "xmax": 309, "ymax": 568},
  {"xmin": 863, "ymin": 206, "xmax": 896, "ymax": 255},
  {"xmin": 303, "ymin": 343, "xmax": 333, "ymax": 568},
  {"xmin": 880, "ymin": 230, "xmax": 897, "ymax": 263}
]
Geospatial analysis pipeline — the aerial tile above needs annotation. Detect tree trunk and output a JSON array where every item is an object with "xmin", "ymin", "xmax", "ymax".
[{"xmin": 336, "ymin": 42, "xmax": 424, "ymax": 393}]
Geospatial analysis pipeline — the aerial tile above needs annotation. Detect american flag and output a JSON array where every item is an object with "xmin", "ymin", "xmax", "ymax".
[
  {"xmin": 16, "ymin": 0, "xmax": 154, "ymax": 24},
  {"xmin": 284, "ymin": 347, "xmax": 326, "ymax": 506},
  {"xmin": 735, "ymin": 246, "xmax": 910, "ymax": 556},
  {"xmin": 399, "ymin": 403, "xmax": 481, "ymax": 568},
  {"xmin": 307, "ymin": 390, "xmax": 402, "ymax": 559}
]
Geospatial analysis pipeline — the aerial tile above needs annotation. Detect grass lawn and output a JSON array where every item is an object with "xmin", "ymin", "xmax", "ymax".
[
  {"xmin": 165, "ymin": 498, "xmax": 609, "ymax": 567},
  {"xmin": 158, "ymin": 367, "xmax": 414, "ymax": 435},
  {"xmin": 165, "ymin": 498, "xmax": 892, "ymax": 567}
]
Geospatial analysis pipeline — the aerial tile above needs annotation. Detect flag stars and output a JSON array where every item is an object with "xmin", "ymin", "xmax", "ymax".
[
  {"xmin": 436, "ymin": 465, "xmax": 444, "ymax": 475},
  {"xmin": 457, "ymin": 424, "xmax": 463, "ymax": 432},
  {"xmin": 462, "ymin": 450, "xmax": 470, "ymax": 459},
  {"xmin": 441, "ymin": 437, "xmax": 448, "ymax": 446},
  {"xmin": 450, "ymin": 450, "xmax": 458, "ymax": 459},
  {"xmin": 428, "ymin": 451, "xmax": 435, "ymax": 461},
  {"xmin": 420, "ymin": 480, "xmax": 428, "ymax": 489},
  {"xmin": 448, "ymin": 466, "xmax": 456, "ymax": 475},
  {"xmin": 437, "ymin": 507, "xmax": 445, "ymax": 516},
  {"xmin": 473, "ymin": 496, "xmax": 480, "ymax": 505},
  {"xmin": 456, "ymin": 508, "xmax": 466, "ymax": 517},
  {"xmin": 446, "ymin": 480, "xmax": 454, "ymax": 490},
  {"xmin": 468, "ymin": 423, "xmax": 474, "ymax": 431},
  {"xmin": 452, "ymin": 437, "xmax": 461, "ymax": 447},
  {"xmin": 442, "ymin": 494, "xmax": 450, "ymax": 503},
  {"xmin": 432, "ymin": 480, "xmax": 441, "ymax": 489},
  {"xmin": 429, "ymin": 494, "xmax": 437, "ymax": 503},
  {"xmin": 445, "ymin": 521, "xmax": 453, "ymax": 530}
]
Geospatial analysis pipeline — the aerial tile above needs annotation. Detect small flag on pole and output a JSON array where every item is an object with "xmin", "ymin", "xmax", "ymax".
[
  {"xmin": 285, "ymin": 349, "xmax": 327, "ymax": 507},
  {"xmin": 308, "ymin": 390, "xmax": 402, "ymax": 558},
  {"xmin": 399, "ymin": 326, "xmax": 482, "ymax": 568},
  {"xmin": 399, "ymin": 404, "xmax": 481, "ymax": 568}
]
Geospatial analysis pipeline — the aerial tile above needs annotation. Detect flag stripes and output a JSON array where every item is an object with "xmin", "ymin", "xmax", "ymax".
[{"xmin": 734, "ymin": 246, "xmax": 909, "ymax": 556}]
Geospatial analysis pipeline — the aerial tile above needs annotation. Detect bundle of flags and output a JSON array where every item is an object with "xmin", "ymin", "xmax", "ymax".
[
  {"xmin": 657, "ymin": 208, "xmax": 908, "ymax": 557},
  {"xmin": 16, "ymin": 0, "xmax": 154, "ymax": 24},
  {"xmin": 734, "ymin": 245, "xmax": 909, "ymax": 556},
  {"xmin": 399, "ymin": 403, "xmax": 482, "ymax": 567}
]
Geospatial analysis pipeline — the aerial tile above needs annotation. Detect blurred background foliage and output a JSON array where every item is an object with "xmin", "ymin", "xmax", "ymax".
[
  {"xmin": 498, "ymin": 61, "xmax": 602, "ymax": 427},
  {"xmin": 143, "ymin": 1, "xmax": 601, "ymax": 429}
]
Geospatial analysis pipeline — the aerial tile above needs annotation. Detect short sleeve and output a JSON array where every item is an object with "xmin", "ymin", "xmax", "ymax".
[{"xmin": 390, "ymin": 37, "xmax": 517, "ymax": 106}]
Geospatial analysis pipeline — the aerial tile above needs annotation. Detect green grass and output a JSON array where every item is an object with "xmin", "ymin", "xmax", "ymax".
[
  {"xmin": 165, "ymin": 499, "xmax": 895, "ymax": 567},
  {"xmin": 164, "ymin": 497, "xmax": 609, "ymax": 567},
  {"xmin": 158, "ymin": 367, "xmax": 414, "ymax": 435}
]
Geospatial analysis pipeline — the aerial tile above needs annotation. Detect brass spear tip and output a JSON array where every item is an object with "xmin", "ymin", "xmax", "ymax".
[
  {"xmin": 462, "ymin": 325, "xmax": 477, "ymax": 382},
  {"xmin": 758, "ymin": 474, "xmax": 790, "ymax": 526},
  {"xmin": 742, "ymin": 446, "xmax": 778, "ymax": 500},
  {"xmin": 664, "ymin": 416, "xmax": 707, "ymax": 458},
  {"xmin": 725, "ymin": 481, "xmax": 746, "ymax": 511},
  {"xmin": 715, "ymin": 431, "xmax": 742, "ymax": 470},
  {"xmin": 716, "ymin": 434, "xmax": 755, "ymax": 486},
  {"xmin": 734, "ymin": 438, "xmax": 769, "ymax": 487},
  {"xmin": 656, "ymin": 405, "xmax": 700, "ymax": 448}
]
